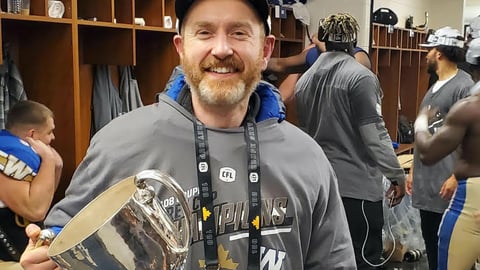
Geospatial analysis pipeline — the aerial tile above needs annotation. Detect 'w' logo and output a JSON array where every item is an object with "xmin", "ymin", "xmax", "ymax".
[{"xmin": 260, "ymin": 247, "xmax": 286, "ymax": 270}]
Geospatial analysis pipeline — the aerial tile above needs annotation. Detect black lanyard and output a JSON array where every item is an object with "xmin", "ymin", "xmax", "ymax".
[{"xmin": 194, "ymin": 117, "xmax": 261, "ymax": 269}]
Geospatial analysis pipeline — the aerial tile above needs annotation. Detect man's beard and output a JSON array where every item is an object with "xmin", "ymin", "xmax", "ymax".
[
  {"xmin": 427, "ymin": 59, "xmax": 438, "ymax": 75},
  {"xmin": 181, "ymin": 51, "xmax": 264, "ymax": 106}
]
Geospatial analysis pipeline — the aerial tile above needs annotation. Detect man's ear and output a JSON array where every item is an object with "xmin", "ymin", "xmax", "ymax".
[
  {"xmin": 26, "ymin": 128, "xmax": 35, "ymax": 138},
  {"xmin": 435, "ymin": 49, "xmax": 443, "ymax": 60},
  {"xmin": 262, "ymin": 35, "xmax": 276, "ymax": 70},
  {"xmin": 173, "ymin": 34, "xmax": 184, "ymax": 58}
]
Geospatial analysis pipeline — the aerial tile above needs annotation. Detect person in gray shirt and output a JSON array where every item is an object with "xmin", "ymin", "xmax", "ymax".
[
  {"xmin": 17, "ymin": 1, "xmax": 356, "ymax": 270},
  {"xmin": 295, "ymin": 13, "xmax": 406, "ymax": 270},
  {"xmin": 406, "ymin": 26, "xmax": 474, "ymax": 270}
]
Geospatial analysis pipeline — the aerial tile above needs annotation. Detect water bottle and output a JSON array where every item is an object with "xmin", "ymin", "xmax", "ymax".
[{"xmin": 403, "ymin": 249, "xmax": 425, "ymax": 262}]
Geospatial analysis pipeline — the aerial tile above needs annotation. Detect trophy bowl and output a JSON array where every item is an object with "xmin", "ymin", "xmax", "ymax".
[{"xmin": 47, "ymin": 170, "xmax": 191, "ymax": 270}]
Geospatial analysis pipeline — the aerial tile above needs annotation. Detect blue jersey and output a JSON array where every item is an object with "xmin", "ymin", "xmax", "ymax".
[
  {"xmin": 305, "ymin": 47, "xmax": 321, "ymax": 67},
  {"xmin": 0, "ymin": 130, "xmax": 40, "ymax": 182}
]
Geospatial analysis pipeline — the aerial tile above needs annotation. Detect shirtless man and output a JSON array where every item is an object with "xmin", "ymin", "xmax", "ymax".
[{"xmin": 414, "ymin": 37, "xmax": 480, "ymax": 270}]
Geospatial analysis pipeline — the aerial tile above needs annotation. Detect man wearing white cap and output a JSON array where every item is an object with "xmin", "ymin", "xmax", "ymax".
[
  {"xmin": 468, "ymin": 16, "xmax": 480, "ymax": 40},
  {"xmin": 406, "ymin": 26, "xmax": 474, "ymax": 270},
  {"xmin": 469, "ymin": 39, "xmax": 480, "ymax": 93},
  {"xmin": 413, "ymin": 37, "xmax": 480, "ymax": 270}
]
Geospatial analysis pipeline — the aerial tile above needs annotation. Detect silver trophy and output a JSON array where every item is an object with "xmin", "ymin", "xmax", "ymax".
[{"xmin": 46, "ymin": 170, "xmax": 191, "ymax": 270}]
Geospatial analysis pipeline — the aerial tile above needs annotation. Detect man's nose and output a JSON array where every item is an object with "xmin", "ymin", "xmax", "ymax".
[{"xmin": 211, "ymin": 34, "xmax": 233, "ymax": 59}]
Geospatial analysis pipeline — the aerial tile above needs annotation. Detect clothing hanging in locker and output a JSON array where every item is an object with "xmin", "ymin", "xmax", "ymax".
[
  {"xmin": 0, "ymin": 44, "xmax": 27, "ymax": 129},
  {"xmin": 91, "ymin": 65, "xmax": 143, "ymax": 137}
]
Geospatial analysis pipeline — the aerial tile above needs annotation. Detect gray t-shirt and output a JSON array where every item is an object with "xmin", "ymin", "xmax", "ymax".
[
  {"xmin": 295, "ymin": 51, "xmax": 405, "ymax": 202},
  {"xmin": 412, "ymin": 69, "xmax": 473, "ymax": 213},
  {"xmin": 46, "ymin": 84, "xmax": 355, "ymax": 269}
]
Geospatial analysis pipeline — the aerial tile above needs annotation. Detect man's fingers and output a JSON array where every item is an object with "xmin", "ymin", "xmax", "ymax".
[
  {"xmin": 19, "ymin": 245, "xmax": 58, "ymax": 270},
  {"xmin": 25, "ymin": 224, "xmax": 42, "ymax": 245},
  {"xmin": 441, "ymin": 190, "xmax": 453, "ymax": 201}
]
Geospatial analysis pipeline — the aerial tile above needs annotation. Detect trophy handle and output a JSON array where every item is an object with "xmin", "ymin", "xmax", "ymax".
[{"xmin": 133, "ymin": 170, "xmax": 191, "ymax": 266}]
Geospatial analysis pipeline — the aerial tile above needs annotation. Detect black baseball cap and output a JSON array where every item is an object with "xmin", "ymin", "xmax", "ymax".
[{"xmin": 175, "ymin": 0, "xmax": 270, "ymax": 35}]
